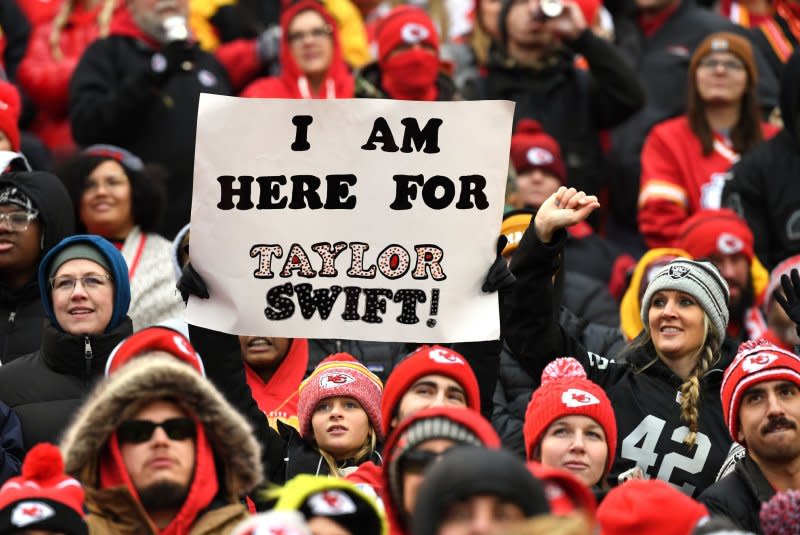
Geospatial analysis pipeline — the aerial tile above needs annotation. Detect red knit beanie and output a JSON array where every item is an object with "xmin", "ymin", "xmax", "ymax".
[
  {"xmin": 381, "ymin": 345, "xmax": 480, "ymax": 436},
  {"xmin": 527, "ymin": 462, "xmax": 597, "ymax": 518},
  {"xmin": 510, "ymin": 120, "xmax": 566, "ymax": 181},
  {"xmin": 0, "ymin": 443, "xmax": 87, "ymax": 534},
  {"xmin": 105, "ymin": 326, "xmax": 205, "ymax": 377},
  {"xmin": 298, "ymin": 353, "xmax": 384, "ymax": 440},
  {"xmin": 375, "ymin": 5, "xmax": 439, "ymax": 63},
  {"xmin": 676, "ymin": 208, "xmax": 754, "ymax": 261},
  {"xmin": 597, "ymin": 479, "xmax": 708, "ymax": 535},
  {"xmin": 523, "ymin": 358, "xmax": 616, "ymax": 475},
  {"xmin": 0, "ymin": 81, "xmax": 21, "ymax": 152},
  {"xmin": 721, "ymin": 339, "xmax": 800, "ymax": 442}
]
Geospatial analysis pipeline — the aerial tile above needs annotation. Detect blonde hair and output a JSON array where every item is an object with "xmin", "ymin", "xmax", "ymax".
[
  {"xmin": 498, "ymin": 513, "xmax": 592, "ymax": 535},
  {"xmin": 318, "ymin": 427, "xmax": 377, "ymax": 477},
  {"xmin": 50, "ymin": 0, "xmax": 116, "ymax": 61}
]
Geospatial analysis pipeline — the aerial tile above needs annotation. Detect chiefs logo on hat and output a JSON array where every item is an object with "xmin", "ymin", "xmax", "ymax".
[
  {"xmin": 710, "ymin": 38, "xmax": 729, "ymax": 51},
  {"xmin": 401, "ymin": 22, "xmax": 430, "ymax": 44},
  {"xmin": 320, "ymin": 372, "xmax": 355, "ymax": 389},
  {"xmin": 717, "ymin": 233, "xmax": 744, "ymax": 255},
  {"xmin": 742, "ymin": 353, "xmax": 778, "ymax": 373},
  {"xmin": 669, "ymin": 264, "xmax": 690, "ymax": 279},
  {"xmin": 428, "ymin": 348, "xmax": 465, "ymax": 365},
  {"xmin": 11, "ymin": 501, "xmax": 55, "ymax": 527},
  {"xmin": 561, "ymin": 388, "xmax": 600, "ymax": 408},
  {"xmin": 307, "ymin": 490, "xmax": 357, "ymax": 515},
  {"xmin": 526, "ymin": 147, "xmax": 554, "ymax": 166}
]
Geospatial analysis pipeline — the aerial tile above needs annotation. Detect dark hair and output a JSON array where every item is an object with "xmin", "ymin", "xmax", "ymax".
[
  {"xmin": 56, "ymin": 154, "xmax": 167, "ymax": 234},
  {"xmin": 686, "ymin": 68, "xmax": 763, "ymax": 156}
]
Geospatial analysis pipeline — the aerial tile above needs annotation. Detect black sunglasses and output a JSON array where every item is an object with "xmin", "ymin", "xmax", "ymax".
[
  {"xmin": 117, "ymin": 417, "xmax": 196, "ymax": 444},
  {"xmin": 401, "ymin": 448, "xmax": 443, "ymax": 474}
]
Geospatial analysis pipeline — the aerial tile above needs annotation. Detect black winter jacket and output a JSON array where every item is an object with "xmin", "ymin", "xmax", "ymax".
[
  {"xmin": 504, "ymin": 225, "xmax": 732, "ymax": 496},
  {"xmin": 0, "ymin": 319, "xmax": 132, "ymax": 449},
  {"xmin": 69, "ymin": 35, "xmax": 232, "ymax": 238},
  {"xmin": 699, "ymin": 455, "xmax": 775, "ymax": 534}
]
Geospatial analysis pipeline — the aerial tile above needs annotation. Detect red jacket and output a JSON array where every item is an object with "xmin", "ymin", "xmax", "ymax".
[{"xmin": 638, "ymin": 116, "xmax": 779, "ymax": 248}]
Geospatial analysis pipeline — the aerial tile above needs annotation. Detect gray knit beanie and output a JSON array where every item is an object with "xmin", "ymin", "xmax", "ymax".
[{"xmin": 640, "ymin": 259, "xmax": 730, "ymax": 341}]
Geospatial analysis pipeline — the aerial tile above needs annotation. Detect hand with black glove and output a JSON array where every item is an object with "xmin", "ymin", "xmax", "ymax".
[
  {"xmin": 774, "ymin": 268, "xmax": 800, "ymax": 336},
  {"xmin": 177, "ymin": 263, "xmax": 210, "ymax": 304},
  {"xmin": 482, "ymin": 235, "xmax": 516, "ymax": 293}
]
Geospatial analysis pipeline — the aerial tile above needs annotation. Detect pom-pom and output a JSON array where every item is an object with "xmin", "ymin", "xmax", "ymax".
[
  {"xmin": 737, "ymin": 338, "xmax": 776, "ymax": 354},
  {"xmin": 760, "ymin": 489, "xmax": 800, "ymax": 535},
  {"xmin": 21, "ymin": 443, "xmax": 64, "ymax": 481},
  {"xmin": 542, "ymin": 357, "xmax": 587, "ymax": 384},
  {"xmin": 514, "ymin": 119, "xmax": 544, "ymax": 136},
  {"xmin": 320, "ymin": 352, "xmax": 359, "ymax": 364}
]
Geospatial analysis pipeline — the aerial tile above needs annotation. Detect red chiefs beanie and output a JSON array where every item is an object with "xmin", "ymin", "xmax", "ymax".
[
  {"xmin": 510, "ymin": 120, "xmax": 566, "ymax": 182},
  {"xmin": 0, "ymin": 81, "xmax": 20, "ymax": 152},
  {"xmin": 721, "ymin": 339, "xmax": 800, "ymax": 442},
  {"xmin": 0, "ymin": 443, "xmax": 87, "ymax": 535},
  {"xmin": 523, "ymin": 358, "xmax": 616, "ymax": 475},
  {"xmin": 381, "ymin": 345, "xmax": 480, "ymax": 435},
  {"xmin": 105, "ymin": 326, "xmax": 205, "ymax": 377},
  {"xmin": 375, "ymin": 5, "xmax": 439, "ymax": 63},
  {"xmin": 676, "ymin": 208, "xmax": 754, "ymax": 261},
  {"xmin": 298, "ymin": 353, "xmax": 384, "ymax": 440},
  {"xmin": 597, "ymin": 479, "xmax": 708, "ymax": 535}
]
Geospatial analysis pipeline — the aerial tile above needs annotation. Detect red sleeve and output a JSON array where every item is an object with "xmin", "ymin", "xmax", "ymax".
[
  {"xmin": 214, "ymin": 39, "xmax": 262, "ymax": 93},
  {"xmin": 637, "ymin": 123, "xmax": 690, "ymax": 249}
]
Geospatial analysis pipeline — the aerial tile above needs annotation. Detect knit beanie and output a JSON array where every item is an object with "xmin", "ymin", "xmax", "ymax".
[
  {"xmin": 0, "ymin": 82, "xmax": 20, "ymax": 152},
  {"xmin": 721, "ymin": 338, "xmax": 800, "ymax": 442},
  {"xmin": 763, "ymin": 254, "xmax": 800, "ymax": 314},
  {"xmin": 509, "ymin": 120, "xmax": 566, "ymax": 181},
  {"xmin": 640, "ymin": 259, "xmax": 730, "ymax": 341},
  {"xmin": 384, "ymin": 406, "xmax": 501, "ymax": 518},
  {"xmin": 760, "ymin": 489, "xmax": 800, "ymax": 535},
  {"xmin": 105, "ymin": 326, "xmax": 205, "ymax": 377},
  {"xmin": 689, "ymin": 32, "xmax": 757, "ymax": 90},
  {"xmin": 298, "ymin": 353, "xmax": 384, "ymax": 440},
  {"xmin": 375, "ymin": 5, "xmax": 439, "ymax": 63},
  {"xmin": 47, "ymin": 243, "xmax": 112, "ymax": 280},
  {"xmin": 0, "ymin": 443, "xmax": 87, "ymax": 535},
  {"xmin": 0, "ymin": 186, "xmax": 35, "ymax": 213},
  {"xmin": 501, "ymin": 209, "xmax": 534, "ymax": 256},
  {"xmin": 527, "ymin": 462, "xmax": 597, "ymax": 517},
  {"xmin": 381, "ymin": 345, "xmax": 480, "ymax": 436},
  {"xmin": 523, "ymin": 358, "xmax": 617, "ymax": 475},
  {"xmin": 597, "ymin": 479, "xmax": 708, "ymax": 535},
  {"xmin": 232, "ymin": 511, "xmax": 312, "ymax": 535},
  {"xmin": 677, "ymin": 209, "xmax": 755, "ymax": 262}
]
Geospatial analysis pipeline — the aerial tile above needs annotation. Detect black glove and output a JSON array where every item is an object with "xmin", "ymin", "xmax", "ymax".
[
  {"xmin": 256, "ymin": 25, "xmax": 281, "ymax": 66},
  {"xmin": 177, "ymin": 263, "xmax": 210, "ymax": 304},
  {"xmin": 482, "ymin": 236, "xmax": 516, "ymax": 293},
  {"xmin": 149, "ymin": 40, "xmax": 195, "ymax": 85},
  {"xmin": 774, "ymin": 268, "xmax": 800, "ymax": 335}
]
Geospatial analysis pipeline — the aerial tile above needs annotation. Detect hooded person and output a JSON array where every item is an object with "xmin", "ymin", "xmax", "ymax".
[
  {"xmin": 0, "ymin": 234, "xmax": 132, "ymax": 449},
  {"xmin": 0, "ymin": 171, "xmax": 75, "ymax": 364},
  {"xmin": 59, "ymin": 336, "xmax": 262, "ymax": 534},
  {"xmin": 411, "ymin": 446, "xmax": 551, "ymax": 535},
  {"xmin": 723, "ymin": 50, "xmax": 800, "ymax": 271},
  {"xmin": 242, "ymin": 0, "xmax": 355, "ymax": 99}
]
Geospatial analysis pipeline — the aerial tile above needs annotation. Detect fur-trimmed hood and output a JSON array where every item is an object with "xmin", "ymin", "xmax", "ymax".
[{"xmin": 60, "ymin": 356, "xmax": 263, "ymax": 500}]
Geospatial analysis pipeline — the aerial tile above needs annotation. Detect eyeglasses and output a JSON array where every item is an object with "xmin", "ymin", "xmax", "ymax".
[
  {"xmin": 698, "ymin": 58, "xmax": 746, "ymax": 72},
  {"xmin": 0, "ymin": 210, "xmax": 38, "ymax": 232},
  {"xmin": 49, "ymin": 274, "xmax": 111, "ymax": 293},
  {"xmin": 401, "ymin": 449, "xmax": 444, "ymax": 474},
  {"xmin": 287, "ymin": 25, "xmax": 332, "ymax": 44},
  {"xmin": 117, "ymin": 417, "xmax": 196, "ymax": 444}
]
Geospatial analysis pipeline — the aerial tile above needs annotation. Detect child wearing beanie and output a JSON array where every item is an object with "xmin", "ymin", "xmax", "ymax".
[{"xmin": 524, "ymin": 357, "xmax": 617, "ymax": 489}]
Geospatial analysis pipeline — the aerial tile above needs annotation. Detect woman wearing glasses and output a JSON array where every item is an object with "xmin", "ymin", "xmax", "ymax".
[
  {"xmin": 58, "ymin": 145, "xmax": 184, "ymax": 330},
  {"xmin": 638, "ymin": 32, "xmax": 779, "ymax": 249},
  {"xmin": 0, "ymin": 234, "xmax": 132, "ymax": 449},
  {"xmin": 241, "ymin": 0, "xmax": 354, "ymax": 99}
]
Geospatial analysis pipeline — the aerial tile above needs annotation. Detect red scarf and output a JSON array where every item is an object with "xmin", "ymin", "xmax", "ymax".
[
  {"xmin": 244, "ymin": 338, "xmax": 309, "ymax": 424},
  {"xmin": 99, "ymin": 420, "xmax": 218, "ymax": 534}
]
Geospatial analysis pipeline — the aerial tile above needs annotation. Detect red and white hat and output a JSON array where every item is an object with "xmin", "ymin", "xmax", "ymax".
[
  {"xmin": 510, "ymin": 120, "xmax": 566, "ymax": 182},
  {"xmin": 721, "ymin": 339, "xmax": 800, "ymax": 442},
  {"xmin": 105, "ymin": 326, "xmax": 205, "ymax": 377},
  {"xmin": 523, "ymin": 358, "xmax": 616, "ymax": 474},
  {"xmin": 375, "ymin": 5, "xmax": 439, "ymax": 62},
  {"xmin": 298, "ymin": 353, "xmax": 384, "ymax": 439},
  {"xmin": 676, "ymin": 208, "xmax": 754, "ymax": 261}
]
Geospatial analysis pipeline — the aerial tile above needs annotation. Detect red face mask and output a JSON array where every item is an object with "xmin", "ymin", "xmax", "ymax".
[{"xmin": 381, "ymin": 48, "xmax": 440, "ymax": 101}]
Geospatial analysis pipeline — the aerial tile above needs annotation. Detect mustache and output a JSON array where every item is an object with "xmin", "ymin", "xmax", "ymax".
[{"xmin": 762, "ymin": 416, "xmax": 796, "ymax": 434}]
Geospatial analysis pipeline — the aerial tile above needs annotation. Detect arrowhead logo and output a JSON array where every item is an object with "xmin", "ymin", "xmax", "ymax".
[
  {"xmin": 320, "ymin": 372, "xmax": 355, "ymax": 389},
  {"xmin": 742, "ymin": 353, "xmax": 778, "ymax": 373},
  {"xmin": 308, "ymin": 490, "xmax": 356, "ymax": 515},
  {"xmin": 526, "ymin": 147, "xmax": 554, "ymax": 166},
  {"xmin": 561, "ymin": 388, "xmax": 600, "ymax": 408},
  {"xmin": 428, "ymin": 348, "xmax": 465, "ymax": 365},
  {"xmin": 11, "ymin": 501, "xmax": 54, "ymax": 527},
  {"xmin": 717, "ymin": 233, "xmax": 744, "ymax": 255},
  {"xmin": 401, "ymin": 23, "xmax": 430, "ymax": 44}
]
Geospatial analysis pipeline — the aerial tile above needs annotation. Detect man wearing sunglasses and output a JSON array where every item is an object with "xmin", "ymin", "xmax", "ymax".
[{"xmin": 60, "ymin": 327, "xmax": 262, "ymax": 534}]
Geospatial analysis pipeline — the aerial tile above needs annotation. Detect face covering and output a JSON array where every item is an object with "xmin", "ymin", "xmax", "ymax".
[{"xmin": 381, "ymin": 48, "xmax": 440, "ymax": 101}]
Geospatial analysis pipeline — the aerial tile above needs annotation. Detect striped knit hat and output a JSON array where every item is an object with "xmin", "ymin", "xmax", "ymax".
[
  {"xmin": 298, "ymin": 353, "xmax": 384, "ymax": 440},
  {"xmin": 640, "ymin": 259, "xmax": 730, "ymax": 340}
]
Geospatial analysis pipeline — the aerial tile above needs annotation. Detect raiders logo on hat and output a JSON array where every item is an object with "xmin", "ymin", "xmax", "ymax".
[
  {"xmin": 11, "ymin": 501, "xmax": 55, "ymax": 528},
  {"xmin": 526, "ymin": 147, "xmax": 554, "ymax": 166},
  {"xmin": 401, "ymin": 22, "xmax": 430, "ymax": 44},
  {"xmin": 561, "ymin": 388, "xmax": 600, "ymax": 408},
  {"xmin": 669, "ymin": 264, "xmax": 691, "ymax": 279},
  {"xmin": 742, "ymin": 353, "xmax": 778, "ymax": 373},
  {"xmin": 307, "ymin": 490, "xmax": 357, "ymax": 516},
  {"xmin": 320, "ymin": 372, "xmax": 355, "ymax": 389},
  {"xmin": 428, "ymin": 348, "xmax": 465, "ymax": 365},
  {"xmin": 717, "ymin": 233, "xmax": 744, "ymax": 255},
  {"xmin": 710, "ymin": 38, "xmax": 729, "ymax": 51}
]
